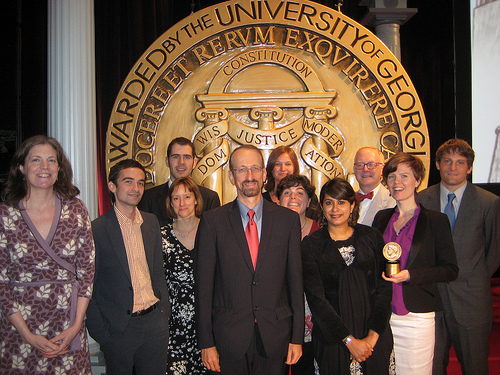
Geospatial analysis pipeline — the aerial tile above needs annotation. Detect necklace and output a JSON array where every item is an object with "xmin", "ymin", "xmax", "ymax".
[
  {"xmin": 175, "ymin": 221, "xmax": 198, "ymax": 239},
  {"xmin": 300, "ymin": 220, "xmax": 307, "ymax": 230}
]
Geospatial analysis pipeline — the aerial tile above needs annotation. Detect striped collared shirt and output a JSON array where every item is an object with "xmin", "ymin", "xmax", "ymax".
[{"xmin": 114, "ymin": 205, "xmax": 159, "ymax": 313}]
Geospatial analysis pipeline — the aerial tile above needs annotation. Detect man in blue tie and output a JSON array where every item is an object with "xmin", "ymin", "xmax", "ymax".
[{"xmin": 417, "ymin": 139, "xmax": 500, "ymax": 375}]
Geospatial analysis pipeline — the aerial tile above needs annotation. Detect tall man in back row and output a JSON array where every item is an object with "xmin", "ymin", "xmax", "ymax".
[
  {"xmin": 195, "ymin": 145, "xmax": 304, "ymax": 374},
  {"xmin": 139, "ymin": 137, "xmax": 220, "ymax": 225},
  {"xmin": 417, "ymin": 139, "xmax": 500, "ymax": 375}
]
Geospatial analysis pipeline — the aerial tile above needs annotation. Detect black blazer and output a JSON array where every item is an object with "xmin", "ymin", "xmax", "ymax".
[
  {"xmin": 138, "ymin": 181, "xmax": 221, "ymax": 226},
  {"xmin": 372, "ymin": 205, "xmax": 458, "ymax": 313},
  {"xmin": 86, "ymin": 208, "xmax": 170, "ymax": 345},
  {"xmin": 195, "ymin": 198, "xmax": 304, "ymax": 361},
  {"xmin": 301, "ymin": 224, "xmax": 392, "ymax": 344}
]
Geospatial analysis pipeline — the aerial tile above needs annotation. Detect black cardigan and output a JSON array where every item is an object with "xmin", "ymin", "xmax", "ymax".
[{"xmin": 301, "ymin": 224, "xmax": 392, "ymax": 345}]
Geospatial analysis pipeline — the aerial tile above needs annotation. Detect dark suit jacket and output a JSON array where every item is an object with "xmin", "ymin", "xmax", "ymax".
[
  {"xmin": 138, "ymin": 181, "xmax": 221, "ymax": 226},
  {"xmin": 373, "ymin": 205, "xmax": 458, "ymax": 313},
  {"xmin": 301, "ymin": 224, "xmax": 392, "ymax": 345},
  {"xmin": 86, "ymin": 208, "xmax": 170, "ymax": 345},
  {"xmin": 417, "ymin": 182, "xmax": 500, "ymax": 325},
  {"xmin": 195, "ymin": 198, "xmax": 304, "ymax": 361}
]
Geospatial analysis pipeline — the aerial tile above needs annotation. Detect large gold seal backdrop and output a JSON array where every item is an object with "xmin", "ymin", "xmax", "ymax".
[{"xmin": 106, "ymin": 0, "xmax": 429, "ymax": 203}]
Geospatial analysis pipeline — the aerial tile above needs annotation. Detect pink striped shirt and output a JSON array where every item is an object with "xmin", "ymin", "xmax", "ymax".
[{"xmin": 115, "ymin": 206, "xmax": 159, "ymax": 313}]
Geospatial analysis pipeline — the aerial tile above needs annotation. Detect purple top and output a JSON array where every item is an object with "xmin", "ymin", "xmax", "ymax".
[{"xmin": 383, "ymin": 204, "xmax": 421, "ymax": 315}]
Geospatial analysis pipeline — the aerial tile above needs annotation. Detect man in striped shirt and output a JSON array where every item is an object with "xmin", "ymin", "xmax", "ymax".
[{"xmin": 87, "ymin": 159, "xmax": 171, "ymax": 375}]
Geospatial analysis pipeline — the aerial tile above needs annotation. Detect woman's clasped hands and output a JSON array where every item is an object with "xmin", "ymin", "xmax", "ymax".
[{"xmin": 346, "ymin": 337, "xmax": 374, "ymax": 362}]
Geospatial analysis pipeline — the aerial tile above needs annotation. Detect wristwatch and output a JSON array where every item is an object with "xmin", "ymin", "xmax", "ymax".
[{"xmin": 342, "ymin": 334, "xmax": 353, "ymax": 345}]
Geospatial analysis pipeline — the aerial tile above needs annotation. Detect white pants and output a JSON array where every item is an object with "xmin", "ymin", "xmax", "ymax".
[{"xmin": 390, "ymin": 311, "xmax": 435, "ymax": 375}]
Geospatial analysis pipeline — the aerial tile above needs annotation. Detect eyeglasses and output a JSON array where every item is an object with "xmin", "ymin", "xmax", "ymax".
[
  {"xmin": 353, "ymin": 162, "xmax": 383, "ymax": 170},
  {"xmin": 232, "ymin": 166, "xmax": 264, "ymax": 175}
]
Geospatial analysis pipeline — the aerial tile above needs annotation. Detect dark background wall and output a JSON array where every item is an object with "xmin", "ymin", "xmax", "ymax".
[
  {"xmin": 1, "ymin": 0, "xmax": 47, "ymax": 187},
  {"xmin": 3, "ymin": 0, "xmax": 484, "ymax": 197}
]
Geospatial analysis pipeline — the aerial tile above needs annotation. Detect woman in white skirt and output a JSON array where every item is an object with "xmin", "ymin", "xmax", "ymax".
[{"xmin": 372, "ymin": 153, "xmax": 458, "ymax": 375}]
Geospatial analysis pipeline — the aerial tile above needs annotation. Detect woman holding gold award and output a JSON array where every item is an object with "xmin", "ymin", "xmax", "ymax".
[{"xmin": 372, "ymin": 153, "xmax": 458, "ymax": 375}]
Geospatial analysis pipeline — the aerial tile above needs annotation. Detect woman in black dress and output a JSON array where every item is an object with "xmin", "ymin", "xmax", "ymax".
[
  {"xmin": 160, "ymin": 177, "xmax": 208, "ymax": 374},
  {"xmin": 302, "ymin": 178, "xmax": 394, "ymax": 375}
]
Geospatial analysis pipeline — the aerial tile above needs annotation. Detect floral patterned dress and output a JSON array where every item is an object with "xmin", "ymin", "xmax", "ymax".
[
  {"xmin": 0, "ymin": 196, "xmax": 95, "ymax": 375},
  {"xmin": 161, "ymin": 223, "xmax": 207, "ymax": 375}
]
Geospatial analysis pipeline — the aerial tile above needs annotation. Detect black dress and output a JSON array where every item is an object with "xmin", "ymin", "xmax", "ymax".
[
  {"xmin": 301, "ymin": 225, "xmax": 395, "ymax": 375},
  {"xmin": 161, "ymin": 223, "xmax": 208, "ymax": 374}
]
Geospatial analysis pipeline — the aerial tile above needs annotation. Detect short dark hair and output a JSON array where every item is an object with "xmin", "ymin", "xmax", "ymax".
[
  {"xmin": 276, "ymin": 174, "xmax": 315, "ymax": 200},
  {"xmin": 436, "ymin": 139, "xmax": 475, "ymax": 168},
  {"xmin": 109, "ymin": 159, "xmax": 146, "ymax": 185},
  {"xmin": 1, "ymin": 135, "xmax": 79, "ymax": 207},
  {"xmin": 382, "ymin": 153, "xmax": 425, "ymax": 186},
  {"xmin": 228, "ymin": 145, "xmax": 264, "ymax": 170},
  {"xmin": 319, "ymin": 177, "xmax": 359, "ymax": 227},
  {"xmin": 167, "ymin": 137, "xmax": 196, "ymax": 158},
  {"xmin": 108, "ymin": 159, "xmax": 146, "ymax": 202},
  {"xmin": 166, "ymin": 177, "xmax": 203, "ymax": 219},
  {"xmin": 264, "ymin": 146, "xmax": 300, "ymax": 192}
]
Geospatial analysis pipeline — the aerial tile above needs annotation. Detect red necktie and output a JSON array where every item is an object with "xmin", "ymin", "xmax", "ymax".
[
  {"xmin": 245, "ymin": 209, "xmax": 259, "ymax": 269},
  {"xmin": 356, "ymin": 191, "xmax": 374, "ymax": 203}
]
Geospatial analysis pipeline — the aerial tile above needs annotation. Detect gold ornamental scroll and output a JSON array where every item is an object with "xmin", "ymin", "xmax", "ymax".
[
  {"xmin": 194, "ymin": 108, "xmax": 229, "ymax": 194},
  {"xmin": 106, "ymin": 0, "xmax": 430, "ymax": 204}
]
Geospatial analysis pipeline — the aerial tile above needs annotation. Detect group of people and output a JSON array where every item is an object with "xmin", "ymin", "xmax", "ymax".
[{"xmin": 0, "ymin": 135, "xmax": 498, "ymax": 375}]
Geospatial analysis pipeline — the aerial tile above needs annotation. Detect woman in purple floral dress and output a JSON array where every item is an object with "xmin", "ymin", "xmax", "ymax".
[{"xmin": 0, "ymin": 136, "xmax": 95, "ymax": 374}]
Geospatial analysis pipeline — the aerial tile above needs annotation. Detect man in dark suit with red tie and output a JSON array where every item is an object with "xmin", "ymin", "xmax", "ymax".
[{"xmin": 195, "ymin": 145, "xmax": 304, "ymax": 374}]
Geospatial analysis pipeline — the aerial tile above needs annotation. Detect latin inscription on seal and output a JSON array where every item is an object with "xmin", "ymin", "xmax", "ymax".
[{"xmin": 106, "ymin": 0, "xmax": 430, "ymax": 203}]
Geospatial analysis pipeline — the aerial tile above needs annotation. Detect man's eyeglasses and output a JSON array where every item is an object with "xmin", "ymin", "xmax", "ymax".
[
  {"xmin": 353, "ymin": 162, "xmax": 383, "ymax": 170},
  {"xmin": 232, "ymin": 166, "xmax": 264, "ymax": 175}
]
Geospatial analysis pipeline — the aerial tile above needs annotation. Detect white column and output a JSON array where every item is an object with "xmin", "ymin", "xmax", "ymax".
[
  {"xmin": 375, "ymin": 21, "xmax": 402, "ymax": 61},
  {"xmin": 47, "ymin": 0, "xmax": 98, "ymax": 219},
  {"xmin": 360, "ymin": 1, "xmax": 417, "ymax": 62}
]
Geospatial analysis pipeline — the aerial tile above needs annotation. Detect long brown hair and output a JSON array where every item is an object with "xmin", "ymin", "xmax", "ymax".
[
  {"xmin": 264, "ymin": 146, "xmax": 300, "ymax": 192},
  {"xmin": 2, "ymin": 135, "xmax": 79, "ymax": 207}
]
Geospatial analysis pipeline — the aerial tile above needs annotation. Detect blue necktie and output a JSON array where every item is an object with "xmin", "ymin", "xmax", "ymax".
[{"xmin": 444, "ymin": 192, "xmax": 456, "ymax": 231}]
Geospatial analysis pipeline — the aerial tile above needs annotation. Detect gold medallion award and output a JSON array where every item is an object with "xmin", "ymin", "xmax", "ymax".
[
  {"xmin": 383, "ymin": 242, "xmax": 403, "ymax": 276},
  {"xmin": 106, "ymin": 0, "xmax": 430, "ymax": 203}
]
